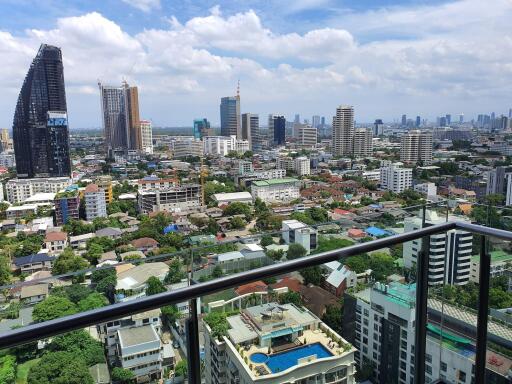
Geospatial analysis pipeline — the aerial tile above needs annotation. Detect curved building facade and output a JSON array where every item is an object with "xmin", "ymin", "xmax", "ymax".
[{"xmin": 12, "ymin": 44, "xmax": 70, "ymax": 178}]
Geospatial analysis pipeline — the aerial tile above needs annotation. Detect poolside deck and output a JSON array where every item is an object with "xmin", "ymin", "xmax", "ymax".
[{"xmin": 242, "ymin": 328, "xmax": 349, "ymax": 377}]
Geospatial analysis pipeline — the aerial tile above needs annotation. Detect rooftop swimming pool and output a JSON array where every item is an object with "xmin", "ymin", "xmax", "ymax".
[{"xmin": 250, "ymin": 343, "xmax": 333, "ymax": 373}]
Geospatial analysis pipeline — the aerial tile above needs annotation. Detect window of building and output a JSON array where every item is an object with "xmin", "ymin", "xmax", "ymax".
[{"xmin": 441, "ymin": 362, "xmax": 447, "ymax": 372}]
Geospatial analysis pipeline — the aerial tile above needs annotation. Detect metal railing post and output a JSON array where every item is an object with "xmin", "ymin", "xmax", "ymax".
[
  {"xmin": 186, "ymin": 297, "xmax": 201, "ymax": 384},
  {"xmin": 475, "ymin": 235, "xmax": 490, "ymax": 384},
  {"xmin": 414, "ymin": 204, "xmax": 429, "ymax": 384}
]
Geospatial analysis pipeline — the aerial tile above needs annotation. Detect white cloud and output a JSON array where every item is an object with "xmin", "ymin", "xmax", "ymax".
[
  {"xmin": 1, "ymin": 1, "xmax": 512, "ymax": 127},
  {"xmin": 121, "ymin": 0, "xmax": 160, "ymax": 13}
]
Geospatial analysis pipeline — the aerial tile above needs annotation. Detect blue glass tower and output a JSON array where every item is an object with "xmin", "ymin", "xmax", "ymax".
[{"xmin": 193, "ymin": 118, "xmax": 210, "ymax": 139}]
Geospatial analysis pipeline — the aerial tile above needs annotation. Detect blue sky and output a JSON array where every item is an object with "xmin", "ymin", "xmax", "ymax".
[{"xmin": 0, "ymin": 0, "xmax": 511, "ymax": 128}]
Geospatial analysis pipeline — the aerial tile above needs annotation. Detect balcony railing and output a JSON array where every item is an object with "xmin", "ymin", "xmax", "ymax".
[{"xmin": 0, "ymin": 216, "xmax": 510, "ymax": 383}]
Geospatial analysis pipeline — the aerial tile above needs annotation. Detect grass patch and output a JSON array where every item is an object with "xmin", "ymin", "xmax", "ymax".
[{"xmin": 16, "ymin": 358, "xmax": 40, "ymax": 384}]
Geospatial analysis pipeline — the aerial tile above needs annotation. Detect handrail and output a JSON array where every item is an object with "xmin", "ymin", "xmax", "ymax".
[{"xmin": 0, "ymin": 220, "xmax": 456, "ymax": 349}]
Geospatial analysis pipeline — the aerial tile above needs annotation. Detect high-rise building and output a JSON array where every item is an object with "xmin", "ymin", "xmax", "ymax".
[
  {"xmin": 404, "ymin": 210, "xmax": 473, "ymax": 285},
  {"xmin": 486, "ymin": 166, "xmax": 506, "ymax": 196},
  {"xmin": 353, "ymin": 128, "xmax": 373, "ymax": 158},
  {"xmin": 332, "ymin": 105, "xmax": 355, "ymax": 156},
  {"xmin": 373, "ymin": 119, "xmax": 384, "ymax": 136},
  {"xmin": 294, "ymin": 114, "xmax": 300, "ymax": 124},
  {"xmin": 294, "ymin": 156, "xmax": 311, "ymax": 176},
  {"xmin": 268, "ymin": 114, "xmax": 286, "ymax": 146},
  {"xmin": 459, "ymin": 113, "xmax": 464, "ymax": 124},
  {"xmin": 312, "ymin": 115, "xmax": 321, "ymax": 128},
  {"xmin": 401, "ymin": 114, "xmax": 407, "ymax": 126},
  {"xmin": 400, "ymin": 130, "xmax": 433, "ymax": 165},
  {"xmin": 13, "ymin": 44, "xmax": 71, "ymax": 178},
  {"xmin": 297, "ymin": 125, "xmax": 318, "ymax": 148},
  {"xmin": 415, "ymin": 115, "xmax": 421, "ymax": 127},
  {"xmin": 54, "ymin": 188, "xmax": 80, "ymax": 225},
  {"xmin": 220, "ymin": 96, "xmax": 241, "ymax": 138},
  {"xmin": 241, "ymin": 113, "xmax": 259, "ymax": 150},
  {"xmin": 379, "ymin": 161, "xmax": 412, "ymax": 193},
  {"xmin": 140, "ymin": 120, "xmax": 153, "ymax": 154},
  {"xmin": 193, "ymin": 118, "xmax": 211, "ymax": 139},
  {"xmin": 446, "ymin": 114, "xmax": 452, "ymax": 126},
  {"xmin": 0, "ymin": 129, "xmax": 11, "ymax": 152},
  {"xmin": 99, "ymin": 81, "xmax": 141, "ymax": 154}
]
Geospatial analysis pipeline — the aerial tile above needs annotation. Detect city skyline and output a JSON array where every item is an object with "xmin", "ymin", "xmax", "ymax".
[{"xmin": 1, "ymin": 0, "xmax": 512, "ymax": 128}]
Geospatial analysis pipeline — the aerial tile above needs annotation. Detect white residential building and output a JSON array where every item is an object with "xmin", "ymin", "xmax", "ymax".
[
  {"xmin": 400, "ymin": 130, "xmax": 433, "ymax": 165},
  {"xmin": 362, "ymin": 170, "xmax": 381, "ymax": 182},
  {"xmin": 140, "ymin": 120, "xmax": 153, "ymax": 154},
  {"xmin": 294, "ymin": 156, "xmax": 311, "ymax": 176},
  {"xmin": 297, "ymin": 125, "xmax": 318, "ymax": 148},
  {"xmin": 172, "ymin": 137, "xmax": 203, "ymax": 158},
  {"xmin": 276, "ymin": 156, "xmax": 294, "ymax": 171},
  {"xmin": 117, "ymin": 325, "xmax": 163, "ymax": 381},
  {"xmin": 379, "ymin": 161, "xmax": 412, "ymax": 193},
  {"xmin": 204, "ymin": 302, "xmax": 356, "ymax": 384},
  {"xmin": 353, "ymin": 128, "xmax": 373, "ymax": 158},
  {"xmin": 84, "ymin": 183, "xmax": 107, "ymax": 221},
  {"xmin": 250, "ymin": 178, "xmax": 300, "ymax": 203},
  {"xmin": 6, "ymin": 177, "xmax": 72, "ymax": 204},
  {"xmin": 414, "ymin": 182, "xmax": 438, "ymax": 199},
  {"xmin": 403, "ymin": 210, "xmax": 473, "ymax": 285},
  {"xmin": 204, "ymin": 136, "xmax": 250, "ymax": 156},
  {"xmin": 347, "ymin": 282, "xmax": 512, "ymax": 384},
  {"xmin": 138, "ymin": 184, "xmax": 201, "ymax": 214},
  {"xmin": 282, "ymin": 219, "xmax": 317, "ymax": 254}
]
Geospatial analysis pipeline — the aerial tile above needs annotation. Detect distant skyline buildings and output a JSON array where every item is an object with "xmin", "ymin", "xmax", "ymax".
[
  {"xmin": 13, "ymin": 44, "xmax": 71, "ymax": 178},
  {"xmin": 98, "ymin": 80, "xmax": 141, "ymax": 155},
  {"xmin": 268, "ymin": 114, "xmax": 286, "ymax": 146},
  {"xmin": 193, "ymin": 118, "xmax": 211, "ymax": 139},
  {"xmin": 220, "ymin": 95, "xmax": 241, "ymax": 138},
  {"xmin": 332, "ymin": 105, "xmax": 354, "ymax": 156}
]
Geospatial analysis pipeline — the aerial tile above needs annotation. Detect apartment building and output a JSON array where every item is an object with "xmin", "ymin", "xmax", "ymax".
[
  {"xmin": 172, "ymin": 137, "xmax": 203, "ymax": 158},
  {"xmin": 250, "ymin": 178, "xmax": 300, "ymax": 203},
  {"xmin": 282, "ymin": 219, "xmax": 317, "ymax": 254},
  {"xmin": 84, "ymin": 183, "xmax": 107, "ymax": 221},
  {"xmin": 332, "ymin": 105, "xmax": 354, "ymax": 156},
  {"xmin": 344, "ymin": 282, "xmax": 512, "ymax": 384},
  {"xmin": 353, "ymin": 128, "xmax": 373, "ymax": 158},
  {"xmin": 138, "ymin": 184, "xmax": 201, "ymax": 214},
  {"xmin": 294, "ymin": 156, "xmax": 311, "ymax": 176},
  {"xmin": 137, "ymin": 177, "xmax": 178, "ymax": 191},
  {"xmin": 400, "ymin": 130, "xmax": 433, "ymax": 165},
  {"xmin": 96, "ymin": 175, "xmax": 113, "ymax": 204},
  {"xmin": 379, "ymin": 161, "xmax": 413, "ymax": 193},
  {"xmin": 203, "ymin": 136, "xmax": 250, "ymax": 156},
  {"xmin": 54, "ymin": 189, "xmax": 80, "ymax": 225},
  {"xmin": 297, "ymin": 125, "xmax": 318, "ymax": 148},
  {"xmin": 470, "ymin": 250, "xmax": 512, "ymax": 283},
  {"xmin": 204, "ymin": 302, "xmax": 356, "ymax": 384},
  {"xmin": 403, "ymin": 210, "xmax": 472, "ymax": 286},
  {"xmin": 6, "ymin": 177, "xmax": 72, "ymax": 204}
]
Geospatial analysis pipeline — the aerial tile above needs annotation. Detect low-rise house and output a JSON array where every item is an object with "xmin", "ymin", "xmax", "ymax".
[
  {"xmin": 324, "ymin": 264, "xmax": 357, "ymax": 297},
  {"xmin": 70, "ymin": 233, "xmax": 96, "ymax": 251},
  {"xmin": 130, "ymin": 237, "xmax": 159, "ymax": 254},
  {"xmin": 117, "ymin": 325, "xmax": 163, "ymax": 381},
  {"xmin": 6, "ymin": 204, "xmax": 37, "ymax": 219},
  {"xmin": 119, "ymin": 250, "xmax": 146, "ymax": 261},
  {"xmin": 212, "ymin": 191, "xmax": 253, "ymax": 206},
  {"xmin": 44, "ymin": 231, "xmax": 68, "ymax": 255},
  {"xmin": 234, "ymin": 280, "xmax": 268, "ymax": 296},
  {"xmin": 300, "ymin": 284, "xmax": 341, "ymax": 318},
  {"xmin": 95, "ymin": 227, "xmax": 123, "ymax": 240},
  {"xmin": 13, "ymin": 254, "xmax": 55, "ymax": 274},
  {"xmin": 115, "ymin": 262, "xmax": 168, "ymax": 302},
  {"xmin": 347, "ymin": 228, "xmax": 366, "ymax": 239},
  {"xmin": 99, "ymin": 251, "xmax": 118, "ymax": 264},
  {"xmin": 88, "ymin": 363, "xmax": 110, "ymax": 384},
  {"xmin": 20, "ymin": 283, "xmax": 49, "ymax": 304}
]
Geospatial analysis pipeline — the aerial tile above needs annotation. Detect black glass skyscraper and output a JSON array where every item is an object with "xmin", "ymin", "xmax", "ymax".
[{"xmin": 13, "ymin": 44, "xmax": 71, "ymax": 178}]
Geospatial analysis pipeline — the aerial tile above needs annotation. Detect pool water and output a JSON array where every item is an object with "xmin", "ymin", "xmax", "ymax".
[{"xmin": 252, "ymin": 343, "xmax": 333, "ymax": 373}]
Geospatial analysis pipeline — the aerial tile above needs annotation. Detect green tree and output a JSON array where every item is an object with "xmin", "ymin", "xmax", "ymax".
[
  {"xmin": 50, "ymin": 330, "xmax": 105, "ymax": 366},
  {"xmin": 224, "ymin": 202, "xmax": 252, "ymax": 220},
  {"xmin": 33, "ymin": 296, "xmax": 77, "ymax": 322},
  {"xmin": 265, "ymin": 249, "xmax": 284, "ymax": 261},
  {"xmin": 164, "ymin": 259, "xmax": 186, "ymax": 284},
  {"xmin": 52, "ymin": 248, "xmax": 89, "ymax": 275},
  {"xmin": 111, "ymin": 367, "xmax": 135, "ymax": 383},
  {"xmin": 229, "ymin": 216, "xmax": 246, "ymax": 229},
  {"xmin": 300, "ymin": 266, "xmax": 323, "ymax": 285},
  {"xmin": 0, "ymin": 255, "xmax": 11, "ymax": 285},
  {"xmin": 78, "ymin": 292, "xmax": 108, "ymax": 311},
  {"xmin": 260, "ymin": 235, "xmax": 274, "ymax": 247},
  {"xmin": 145, "ymin": 276, "xmax": 166, "ymax": 296},
  {"xmin": 322, "ymin": 304, "xmax": 343, "ymax": 335},
  {"xmin": 28, "ymin": 351, "xmax": 93, "ymax": 384},
  {"xmin": 286, "ymin": 243, "xmax": 308, "ymax": 260},
  {"xmin": 313, "ymin": 237, "xmax": 353, "ymax": 254},
  {"xmin": 212, "ymin": 265, "xmax": 223, "ymax": 278},
  {"xmin": 161, "ymin": 305, "xmax": 180, "ymax": 324},
  {"xmin": 0, "ymin": 355, "xmax": 16, "ymax": 384},
  {"xmin": 61, "ymin": 284, "xmax": 92, "ymax": 304},
  {"xmin": 278, "ymin": 291, "xmax": 302, "ymax": 306},
  {"xmin": 174, "ymin": 360, "xmax": 188, "ymax": 378}
]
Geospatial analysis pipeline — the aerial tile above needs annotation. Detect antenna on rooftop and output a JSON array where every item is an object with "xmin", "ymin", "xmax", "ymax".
[{"xmin": 237, "ymin": 79, "xmax": 240, "ymax": 98}]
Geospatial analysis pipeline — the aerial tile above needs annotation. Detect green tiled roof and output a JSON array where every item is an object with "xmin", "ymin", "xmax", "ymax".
[{"xmin": 252, "ymin": 178, "xmax": 299, "ymax": 187}]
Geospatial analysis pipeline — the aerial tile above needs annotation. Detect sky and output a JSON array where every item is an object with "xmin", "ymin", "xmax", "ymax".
[{"xmin": 0, "ymin": 0, "xmax": 511, "ymax": 128}]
